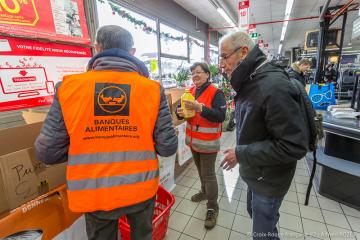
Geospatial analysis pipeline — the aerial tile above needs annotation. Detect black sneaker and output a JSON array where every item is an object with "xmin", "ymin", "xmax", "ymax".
[
  {"xmin": 191, "ymin": 192, "xmax": 206, "ymax": 202},
  {"xmin": 204, "ymin": 208, "xmax": 219, "ymax": 229}
]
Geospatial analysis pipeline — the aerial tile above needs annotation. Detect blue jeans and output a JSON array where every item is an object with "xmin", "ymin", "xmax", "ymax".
[{"xmin": 247, "ymin": 189, "xmax": 284, "ymax": 240}]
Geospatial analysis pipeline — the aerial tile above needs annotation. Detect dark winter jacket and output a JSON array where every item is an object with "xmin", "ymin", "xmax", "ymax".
[
  {"xmin": 288, "ymin": 63, "xmax": 306, "ymax": 87},
  {"xmin": 231, "ymin": 45, "xmax": 308, "ymax": 197}
]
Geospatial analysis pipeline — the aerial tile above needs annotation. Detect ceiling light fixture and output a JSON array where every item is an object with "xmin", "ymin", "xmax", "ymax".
[
  {"xmin": 208, "ymin": 0, "xmax": 236, "ymax": 26},
  {"xmin": 278, "ymin": 0, "xmax": 295, "ymax": 55},
  {"xmin": 217, "ymin": 7, "xmax": 235, "ymax": 26}
]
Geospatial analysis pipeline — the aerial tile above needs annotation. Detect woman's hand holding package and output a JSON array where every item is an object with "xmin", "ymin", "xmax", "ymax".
[
  {"xmin": 177, "ymin": 107, "xmax": 185, "ymax": 117},
  {"xmin": 183, "ymin": 99, "xmax": 202, "ymax": 112}
]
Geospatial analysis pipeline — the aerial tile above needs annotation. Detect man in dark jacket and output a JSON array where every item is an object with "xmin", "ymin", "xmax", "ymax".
[
  {"xmin": 219, "ymin": 32, "xmax": 308, "ymax": 239},
  {"xmin": 35, "ymin": 25, "xmax": 178, "ymax": 240},
  {"xmin": 288, "ymin": 58, "xmax": 311, "ymax": 86}
]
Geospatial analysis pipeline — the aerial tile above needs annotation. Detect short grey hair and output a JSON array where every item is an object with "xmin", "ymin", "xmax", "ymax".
[
  {"xmin": 96, "ymin": 25, "xmax": 134, "ymax": 51},
  {"xmin": 220, "ymin": 31, "xmax": 255, "ymax": 51}
]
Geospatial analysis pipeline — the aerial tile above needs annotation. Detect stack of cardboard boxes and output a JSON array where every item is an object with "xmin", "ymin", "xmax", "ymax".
[{"xmin": 0, "ymin": 112, "xmax": 78, "ymax": 240}]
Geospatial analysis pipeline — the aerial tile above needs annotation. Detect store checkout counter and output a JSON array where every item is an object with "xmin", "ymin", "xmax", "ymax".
[{"xmin": 306, "ymin": 111, "xmax": 360, "ymax": 210}]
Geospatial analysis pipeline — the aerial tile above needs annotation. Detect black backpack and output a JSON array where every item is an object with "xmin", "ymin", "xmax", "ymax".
[{"xmin": 289, "ymin": 77, "xmax": 324, "ymax": 205}]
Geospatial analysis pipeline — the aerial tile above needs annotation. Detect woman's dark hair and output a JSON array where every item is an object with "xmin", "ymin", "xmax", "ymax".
[{"xmin": 190, "ymin": 62, "xmax": 211, "ymax": 81}]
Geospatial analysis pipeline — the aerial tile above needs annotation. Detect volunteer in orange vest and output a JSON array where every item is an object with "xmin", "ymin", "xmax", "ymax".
[
  {"xmin": 177, "ymin": 62, "xmax": 226, "ymax": 229},
  {"xmin": 35, "ymin": 25, "xmax": 178, "ymax": 240}
]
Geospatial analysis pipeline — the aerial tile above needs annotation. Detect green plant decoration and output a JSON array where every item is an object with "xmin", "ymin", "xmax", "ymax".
[{"xmin": 173, "ymin": 69, "xmax": 190, "ymax": 87}]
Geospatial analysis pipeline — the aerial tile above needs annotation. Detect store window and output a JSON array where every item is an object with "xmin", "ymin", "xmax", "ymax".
[
  {"xmin": 210, "ymin": 44, "xmax": 219, "ymax": 65},
  {"xmin": 160, "ymin": 23, "xmax": 187, "ymax": 58},
  {"xmin": 96, "ymin": 1, "xmax": 159, "ymax": 80},
  {"xmin": 161, "ymin": 58, "xmax": 190, "ymax": 88},
  {"xmin": 189, "ymin": 37, "xmax": 205, "ymax": 63}
]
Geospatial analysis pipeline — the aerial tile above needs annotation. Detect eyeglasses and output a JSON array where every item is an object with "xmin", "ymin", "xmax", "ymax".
[
  {"xmin": 219, "ymin": 46, "xmax": 242, "ymax": 62},
  {"xmin": 191, "ymin": 71, "xmax": 205, "ymax": 76}
]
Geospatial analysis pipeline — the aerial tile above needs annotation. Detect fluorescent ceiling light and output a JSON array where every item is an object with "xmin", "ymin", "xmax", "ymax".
[
  {"xmin": 278, "ymin": 0, "xmax": 295, "ymax": 54},
  {"xmin": 217, "ymin": 8, "xmax": 235, "ymax": 26},
  {"xmin": 278, "ymin": 43, "xmax": 283, "ymax": 55}
]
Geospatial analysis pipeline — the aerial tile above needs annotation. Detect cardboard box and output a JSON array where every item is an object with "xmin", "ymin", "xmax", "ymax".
[
  {"xmin": 0, "ymin": 119, "xmax": 66, "ymax": 214},
  {"xmin": 0, "ymin": 148, "xmax": 67, "ymax": 212},
  {"xmin": 165, "ymin": 88, "xmax": 186, "ymax": 126},
  {"xmin": 0, "ymin": 185, "xmax": 82, "ymax": 240}
]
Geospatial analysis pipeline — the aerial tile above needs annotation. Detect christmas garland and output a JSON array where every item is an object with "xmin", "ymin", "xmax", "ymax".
[{"xmin": 97, "ymin": 0, "xmax": 205, "ymax": 47}]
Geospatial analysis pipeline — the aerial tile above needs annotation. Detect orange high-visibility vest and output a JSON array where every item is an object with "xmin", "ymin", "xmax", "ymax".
[
  {"xmin": 185, "ymin": 84, "xmax": 222, "ymax": 153},
  {"xmin": 57, "ymin": 70, "xmax": 160, "ymax": 212}
]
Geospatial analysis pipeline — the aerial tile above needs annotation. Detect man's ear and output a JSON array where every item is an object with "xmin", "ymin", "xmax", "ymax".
[
  {"xmin": 129, "ymin": 48, "xmax": 136, "ymax": 56},
  {"xmin": 94, "ymin": 44, "xmax": 102, "ymax": 53},
  {"xmin": 240, "ymin": 46, "xmax": 249, "ymax": 58}
]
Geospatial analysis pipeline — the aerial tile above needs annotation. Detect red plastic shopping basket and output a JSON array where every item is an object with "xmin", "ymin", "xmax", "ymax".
[{"xmin": 118, "ymin": 185, "xmax": 175, "ymax": 240}]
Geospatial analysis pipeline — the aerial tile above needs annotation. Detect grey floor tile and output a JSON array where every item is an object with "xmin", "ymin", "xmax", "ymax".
[
  {"xmin": 176, "ymin": 199, "xmax": 198, "ymax": 216},
  {"xmin": 279, "ymin": 212, "xmax": 303, "ymax": 233},
  {"xmin": 229, "ymin": 230, "xmax": 251, "ymax": 240},
  {"xmin": 280, "ymin": 200, "xmax": 301, "ymax": 216},
  {"xmin": 218, "ymin": 196, "xmax": 239, "ymax": 213},
  {"xmin": 300, "ymin": 205, "xmax": 325, "ymax": 223},
  {"xmin": 168, "ymin": 211, "xmax": 191, "ymax": 232},
  {"xmin": 341, "ymin": 204, "xmax": 360, "ymax": 219},
  {"xmin": 179, "ymin": 234, "xmax": 198, "ymax": 240},
  {"xmin": 204, "ymin": 225, "xmax": 230, "ymax": 240},
  {"xmin": 165, "ymin": 228, "xmax": 181, "ymax": 240},
  {"xmin": 178, "ymin": 176, "xmax": 197, "ymax": 188},
  {"xmin": 193, "ymin": 204, "xmax": 207, "ymax": 221},
  {"xmin": 236, "ymin": 201, "xmax": 249, "ymax": 217},
  {"xmin": 302, "ymin": 218, "xmax": 330, "ymax": 240},
  {"xmin": 280, "ymin": 228, "xmax": 305, "ymax": 239},
  {"xmin": 317, "ymin": 197, "xmax": 343, "ymax": 214},
  {"xmin": 347, "ymin": 215, "xmax": 360, "ymax": 232},
  {"xmin": 297, "ymin": 192, "xmax": 320, "ymax": 208},
  {"xmin": 326, "ymin": 225, "xmax": 356, "ymax": 240},
  {"xmin": 173, "ymin": 185, "xmax": 191, "ymax": 198},
  {"xmin": 284, "ymin": 190, "xmax": 299, "ymax": 203},
  {"xmin": 322, "ymin": 210, "xmax": 351, "ymax": 230},
  {"xmin": 183, "ymin": 217, "xmax": 207, "ymax": 240},
  {"xmin": 216, "ymin": 209, "xmax": 235, "ymax": 229},
  {"xmin": 232, "ymin": 215, "xmax": 252, "ymax": 235}
]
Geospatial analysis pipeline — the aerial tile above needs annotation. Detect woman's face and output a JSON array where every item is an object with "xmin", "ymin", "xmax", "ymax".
[{"xmin": 191, "ymin": 66, "xmax": 209, "ymax": 88}]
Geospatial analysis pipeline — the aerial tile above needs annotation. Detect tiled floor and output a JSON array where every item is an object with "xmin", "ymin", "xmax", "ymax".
[{"xmin": 166, "ymin": 130, "xmax": 360, "ymax": 240}]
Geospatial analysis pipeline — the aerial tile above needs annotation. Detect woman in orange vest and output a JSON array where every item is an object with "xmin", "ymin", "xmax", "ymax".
[{"xmin": 177, "ymin": 62, "xmax": 226, "ymax": 229}]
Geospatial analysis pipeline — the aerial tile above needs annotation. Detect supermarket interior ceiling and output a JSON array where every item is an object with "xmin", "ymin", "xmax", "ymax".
[{"xmin": 174, "ymin": 0, "xmax": 360, "ymax": 54}]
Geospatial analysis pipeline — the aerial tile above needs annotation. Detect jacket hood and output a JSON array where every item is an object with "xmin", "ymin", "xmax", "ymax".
[
  {"xmin": 230, "ymin": 45, "xmax": 267, "ymax": 93},
  {"xmin": 87, "ymin": 48, "xmax": 149, "ymax": 78},
  {"xmin": 290, "ymin": 63, "xmax": 301, "ymax": 74}
]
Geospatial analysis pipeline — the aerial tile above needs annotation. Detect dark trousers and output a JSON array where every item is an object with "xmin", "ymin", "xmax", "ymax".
[
  {"xmin": 85, "ymin": 197, "xmax": 155, "ymax": 240},
  {"xmin": 192, "ymin": 150, "xmax": 218, "ymax": 209},
  {"xmin": 247, "ymin": 189, "xmax": 283, "ymax": 240}
]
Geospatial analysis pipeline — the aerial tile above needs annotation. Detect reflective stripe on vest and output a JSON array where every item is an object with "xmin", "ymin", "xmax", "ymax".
[
  {"xmin": 68, "ymin": 150, "xmax": 156, "ymax": 166},
  {"xmin": 67, "ymin": 169, "xmax": 159, "ymax": 191},
  {"xmin": 185, "ymin": 135, "xmax": 221, "ymax": 152},
  {"xmin": 186, "ymin": 124, "xmax": 220, "ymax": 134},
  {"xmin": 185, "ymin": 84, "xmax": 222, "ymax": 153}
]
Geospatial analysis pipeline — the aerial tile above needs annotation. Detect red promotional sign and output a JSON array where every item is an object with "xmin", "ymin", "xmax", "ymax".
[
  {"xmin": 238, "ymin": 0, "xmax": 250, "ymax": 30},
  {"xmin": 248, "ymin": 24, "xmax": 256, "ymax": 34},
  {"xmin": 0, "ymin": 36, "xmax": 91, "ymax": 112},
  {"xmin": 0, "ymin": 0, "xmax": 90, "ymax": 45}
]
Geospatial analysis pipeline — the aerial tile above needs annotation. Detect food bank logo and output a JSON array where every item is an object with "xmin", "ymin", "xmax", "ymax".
[
  {"xmin": 0, "ymin": 0, "xmax": 39, "ymax": 26},
  {"xmin": 95, "ymin": 83, "xmax": 130, "ymax": 116}
]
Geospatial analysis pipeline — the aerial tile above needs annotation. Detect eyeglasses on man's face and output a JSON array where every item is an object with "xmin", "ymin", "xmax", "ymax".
[{"xmin": 219, "ymin": 46, "xmax": 242, "ymax": 62}]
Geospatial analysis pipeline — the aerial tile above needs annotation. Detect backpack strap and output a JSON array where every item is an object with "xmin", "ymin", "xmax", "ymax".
[{"xmin": 289, "ymin": 78, "xmax": 318, "ymax": 151}]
